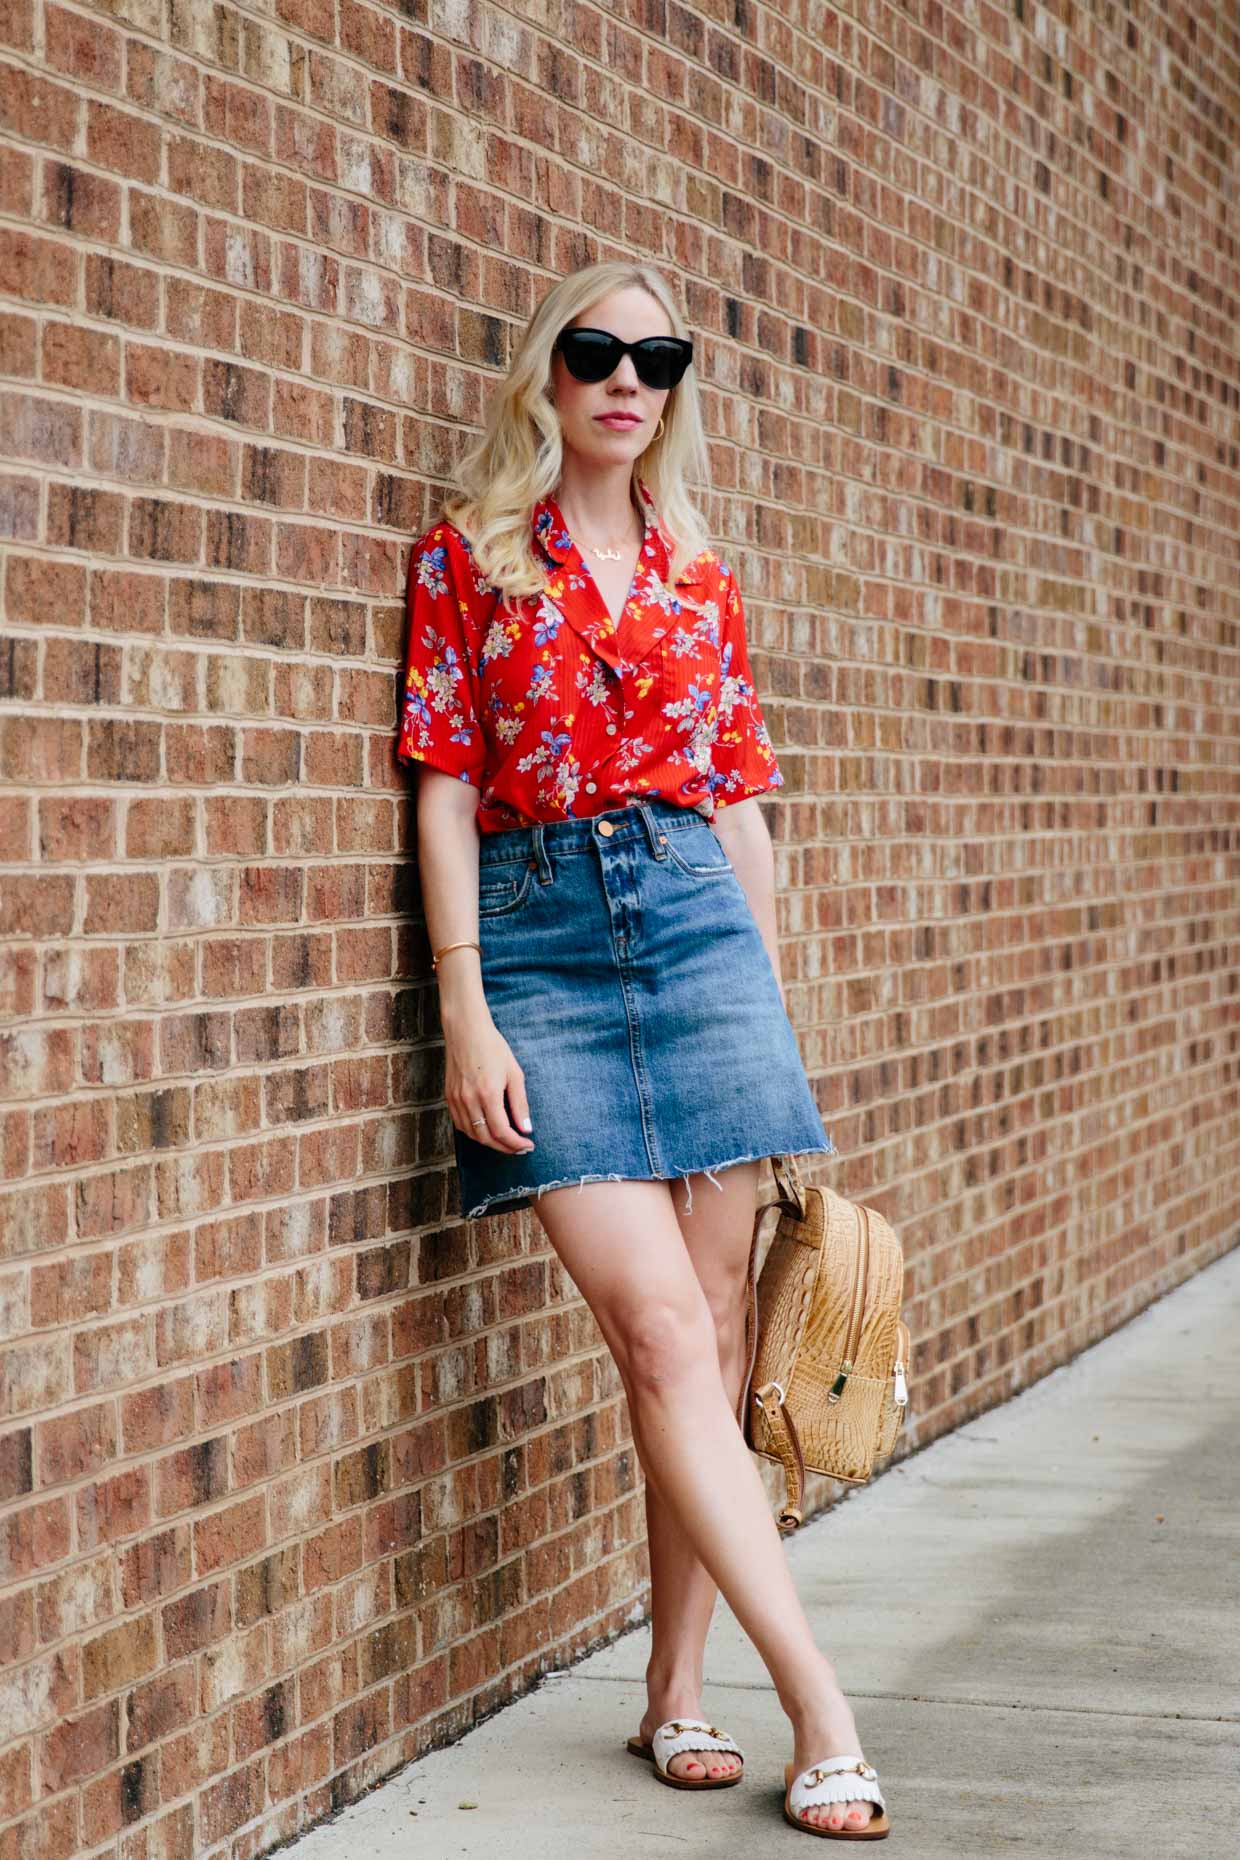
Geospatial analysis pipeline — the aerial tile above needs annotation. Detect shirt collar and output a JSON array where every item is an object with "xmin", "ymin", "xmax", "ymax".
[{"xmin": 533, "ymin": 477, "xmax": 674, "ymax": 583}]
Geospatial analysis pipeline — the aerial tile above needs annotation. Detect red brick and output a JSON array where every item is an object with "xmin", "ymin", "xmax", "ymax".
[
  {"xmin": 154, "ymin": 1436, "xmax": 229, "ymax": 1519},
  {"xmin": 0, "ymin": 1428, "xmax": 34, "ymax": 1504},
  {"xmin": 125, "ymin": 1662, "xmax": 196, "ymax": 1752},
  {"xmin": 0, "ymin": 1740, "xmax": 33, "ymax": 1820},
  {"xmin": 88, "ymin": 565, "xmax": 164, "ymax": 632},
  {"xmin": 266, "ymin": 1721, "xmax": 332, "ymax": 1806},
  {"xmin": 127, "ymin": 494, "xmax": 202, "ymax": 558},
  {"xmin": 166, "ymin": 126, "xmax": 237, "ymax": 209},
  {"xmin": 119, "ymin": 1802, "xmax": 195, "ymax": 1860},
  {"xmin": 35, "ymin": 1550, "xmax": 114, "ymax": 1643},
  {"xmin": 76, "ymin": 1465, "xmax": 149, "ymax": 1549},
  {"xmin": 232, "ymin": 1678, "xmax": 295, "ymax": 1759},
  {"xmin": 120, "ymin": 1378, "xmax": 194, "ymax": 1454},
  {"xmin": 238, "ymin": 297, "xmax": 302, "ymax": 370},
  {"xmin": 162, "ymin": 276, "xmax": 235, "ymax": 350},
  {"xmin": 0, "ymin": 472, "xmax": 40, "ymax": 538},
  {"xmin": 193, "ymin": 1494, "xmax": 266, "ymax": 1575},
  {"xmin": 0, "ymin": 388, "xmax": 81, "ymax": 465},
  {"xmin": 75, "ymin": 1160, "xmax": 151, "ymax": 1235},
  {"xmin": 198, "ymin": 1618, "xmax": 271, "ymax": 1716},
  {"xmin": 125, "ymin": 341, "xmax": 201, "ymax": 414},
  {"xmin": 80, "ymin": 1752, "xmax": 158, "ymax": 1844},
  {"xmin": 35, "ymin": 1401, "xmax": 118, "ymax": 1488},
  {"xmin": 0, "ymin": 1106, "xmax": 31, "ymax": 1182},
  {"xmin": 118, "ymin": 1526, "xmax": 191, "ymax": 1608},
  {"xmin": 154, "ymin": 1289, "xmax": 229, "ymax": 1366},
  {"xmin": 167, "ymin": 425, "xmax": 234, "ymax": 496},
  {"xmin": 81, "ymin": 1611, "xmax": 157, "ymax": 1700},
  {"xmin": 203, "ymin": 797, "xmax": 268, "ymax": 860},
  {"xmin": 82, "ymin": 871, "xmax": 159, "ymax": 934},
  {"xmin": 43, "ymin": 320, "xmax": 121, "ymax": 395},
  {"xmin": 162, "ymin": 1580, "xmax": 231, "ymax": 1659},
  {"xmin": 46, "ymin": 476, "xmax": 122, "ymax": 546},
  {"xmin": 116, "ymin": 1227, "xmax": 190, "ymax": 1302},
  {"xmin": 0, "ymin": 59, "xmax": 79, "ymax": 151},
  {"xmin": 0, "ymin": 689, "xmax": 80, "ymax": 767},
  {"xmin": 301, "ymin": 1515, "xmax": 361, "ymax": 1593},
  {"xmin": 85, "ymin": 105, "xmax": 158, "ymax": 181},
  {"xmin": 83, "ymin": 252, "xmax": 159, "ymax": 329},
  {"xmin": 153, "ymin": 1147, "xmax": 229, "ymax": 1221},
  {"xmin": 164, "ymin": 721, "xmax": 237, "ymax": 784},
  {"xmin": 0, "ymin": 1497, "xmax": 71, "ymax": 1583},
  {"xmin": 0, "ymin": 1798, "xmax": 78, "ymax": 1860},
  {"xmin": 40, "ymin": 1698, "xmax": 119, "ymax": 1790},
  {"xmin": 202, "ymin": 357, "xmax": 271, "ymax": 427},
  {"xmin": 44, "ymin": 5, "xmax": 123, "ymax": 89},
  {"xmin": 198, "ymin": 1759, "xmax": 264, "ymax": 1845},
  {"xmin": 1, "ymin": 1336, "xmax": 72, "ymax": 1416},
  {"xmin": 0, "ymin": 551, "xmax": 47, "ymax": 642},
  {"xmin": 124, "ymin": 40, "xmax": 199, "ymax": 122}
]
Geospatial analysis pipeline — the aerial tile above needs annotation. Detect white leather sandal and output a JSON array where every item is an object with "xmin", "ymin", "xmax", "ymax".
[
  {"xmin": 625, "ymin": 1717, "xmax": 745, "ymax": 1789},
  {"xmin": 783, "ymin": 1753, "xmax": 890, "ymax": 1838}
]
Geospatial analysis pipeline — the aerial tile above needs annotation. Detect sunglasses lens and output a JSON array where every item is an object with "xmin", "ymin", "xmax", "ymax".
[
  {"xmin": 633, "ymin": 340, "xmax": 692, "ymax": 389},
  {"xmin": 559, "ymin": 331, "xmax": 622, "ymax": 382}
]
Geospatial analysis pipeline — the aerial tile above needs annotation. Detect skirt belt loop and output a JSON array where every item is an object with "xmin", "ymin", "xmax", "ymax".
[
  {"xmin": 637, "ymin": 799, "xmax": 668, "ymax": 860},
  {"xmin": 532, "ymin": 822, "xmax": 553, "ymax": 883}
]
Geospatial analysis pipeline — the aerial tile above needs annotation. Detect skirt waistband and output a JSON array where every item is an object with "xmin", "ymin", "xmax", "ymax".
[{"xmin": 478, "ymin": 795, "xmax": 709, "ymax": 867}]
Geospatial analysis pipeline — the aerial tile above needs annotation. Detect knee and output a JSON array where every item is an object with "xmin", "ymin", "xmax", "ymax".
[
  {"xmin": 701, "ymin": 1272, "xmax": 748, "ymax": 1339},
  {"xmin": 617, "ymin": 1301, "xmax": 717, "ymax": 1396}
]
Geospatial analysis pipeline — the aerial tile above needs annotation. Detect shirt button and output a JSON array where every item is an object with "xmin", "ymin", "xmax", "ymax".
[
  {"xmin": 585, "ymin": 781, "xmax": 597, "ymax": 792},
  {"xmin": 598, "ymin": 820, "xmax": 615, "ymax": 836},
  {"xmin": 606, "ymin": 725, "xmax": 617, "ymax": 735}
]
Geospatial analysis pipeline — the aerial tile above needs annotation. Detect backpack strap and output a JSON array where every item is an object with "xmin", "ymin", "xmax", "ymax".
[
  {"xmin": 751, "ymin": 1378, "xmax": 807, "ymax": 1533},
  {"xmin": 739, "ymin": 1157, "xmax": 812, "ymax": 1533}
]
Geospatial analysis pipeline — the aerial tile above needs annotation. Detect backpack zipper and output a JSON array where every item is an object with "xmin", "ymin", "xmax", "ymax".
[
  {"xmin": 893, "ymin": 1320, "xmax": 908, "ymax": 1407},
  {"xmin": 828, "ymin": 1204, "xmax": 870, "ymax": 1402}
]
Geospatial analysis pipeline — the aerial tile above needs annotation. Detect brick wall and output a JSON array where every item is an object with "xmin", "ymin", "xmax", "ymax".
[{"xmin": 2, "ymin": 0, "xmax": 1238, "ymax": 1854}]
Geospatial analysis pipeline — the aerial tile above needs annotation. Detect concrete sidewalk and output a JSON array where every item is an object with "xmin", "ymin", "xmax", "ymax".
[{"xmin": 293, "ymin": 1246, "xmax": 1240, "ymax": 1858}]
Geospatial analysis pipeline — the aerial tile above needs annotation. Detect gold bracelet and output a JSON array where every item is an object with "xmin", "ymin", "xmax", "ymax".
[{"xmin": 431, "ymin": 939, "xmax": 481, "ymax": 973}]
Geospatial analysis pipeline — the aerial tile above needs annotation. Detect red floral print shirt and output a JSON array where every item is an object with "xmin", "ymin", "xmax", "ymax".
[{"xmin": 396, "ymin": 477, "xmax": 784, "ymax": 834}]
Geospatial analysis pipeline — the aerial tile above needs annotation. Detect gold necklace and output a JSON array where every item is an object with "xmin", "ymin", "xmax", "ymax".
[{"xmin": 561, "ymin": 506, "xmax": 643, "ymax": 562}]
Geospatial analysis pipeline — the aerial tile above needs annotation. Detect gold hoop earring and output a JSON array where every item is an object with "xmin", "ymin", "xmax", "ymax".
[{"xmin": 653, "ymin": 416, "xmax": 665, "ymax": 440}]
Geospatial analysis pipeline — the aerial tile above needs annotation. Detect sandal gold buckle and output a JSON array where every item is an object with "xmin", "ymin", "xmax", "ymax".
[{"xmin": 806, "ymin": 1761, "xmax": 875, "ymax": 1785}]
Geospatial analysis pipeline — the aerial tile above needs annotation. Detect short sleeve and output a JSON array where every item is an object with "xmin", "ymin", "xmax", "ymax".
[
  {"xmin": 710, "ymin": 564, "xmax": 784, "ymax": 806},
  {"xmin": 396, "ymin": 525, "xmax": 487, "ymax": 786}
]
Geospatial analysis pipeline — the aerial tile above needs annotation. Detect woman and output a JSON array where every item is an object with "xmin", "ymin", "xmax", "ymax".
[{"xmin": 397, "ymin": 260, "xmax": 890, "ymax": 1840}]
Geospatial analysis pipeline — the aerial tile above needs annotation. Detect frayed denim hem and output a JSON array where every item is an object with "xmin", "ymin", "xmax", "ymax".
[{"xmin": 461, "ymin": 1138, "xmax": 836, "ymax": 1221}]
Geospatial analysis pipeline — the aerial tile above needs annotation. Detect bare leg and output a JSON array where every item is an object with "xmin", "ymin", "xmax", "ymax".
[
  {"xmin": 532, "ymin": 1173, "xmax": 876, "ymax": 1832},
  {"xmin": 629, "ymin": 1164, "xmax": 758, "ymax": 1780}
]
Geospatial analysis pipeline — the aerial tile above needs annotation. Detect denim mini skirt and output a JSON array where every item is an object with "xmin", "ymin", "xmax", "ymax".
[{"xmin": 452, "ymin": 795, "xmax": 835, "ymax": 1221}]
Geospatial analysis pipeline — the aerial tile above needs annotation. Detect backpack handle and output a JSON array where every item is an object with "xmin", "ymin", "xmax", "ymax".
[{"xmin": 770, "ymin": 1152, "xmax": 807, "ymax": 1219}]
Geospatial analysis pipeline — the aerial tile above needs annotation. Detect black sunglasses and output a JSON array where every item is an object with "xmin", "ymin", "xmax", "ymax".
[{"xmin": 553, "ymin": 326, "xmax": 694, "ymax": 390}]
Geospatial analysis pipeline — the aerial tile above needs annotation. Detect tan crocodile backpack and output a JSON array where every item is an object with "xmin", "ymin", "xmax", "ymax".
[{"xmin": 738, "ymin": 1153, "xmax": 910, "ymax": 1533}]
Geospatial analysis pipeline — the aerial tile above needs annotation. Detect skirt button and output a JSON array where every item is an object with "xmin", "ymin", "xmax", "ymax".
[{"xmin": 597, "ymin": 820, "xmax": 615, "ymax": 836}]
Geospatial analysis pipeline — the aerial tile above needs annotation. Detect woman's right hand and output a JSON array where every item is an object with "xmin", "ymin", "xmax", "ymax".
[{"xmin": 444, "ymin": 1011, "xmax": 536, "ymax": 1154}]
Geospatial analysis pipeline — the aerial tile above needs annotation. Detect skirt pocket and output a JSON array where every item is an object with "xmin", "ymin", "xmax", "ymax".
[
  {"xmin": 661, "ymin": 823, "xmax": 736, "ymax": 879},
  {"xmin": 478, "ymin": 859, "xmax": 536, "ymax": 917}
]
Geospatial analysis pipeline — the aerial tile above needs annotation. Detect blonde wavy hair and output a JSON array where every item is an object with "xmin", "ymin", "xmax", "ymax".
[{"xmin": 441, "ymin": 261, "xmax": 713, "ymax": 606}]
